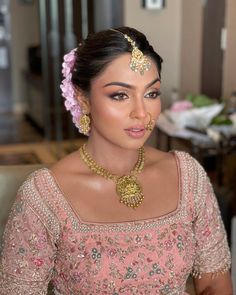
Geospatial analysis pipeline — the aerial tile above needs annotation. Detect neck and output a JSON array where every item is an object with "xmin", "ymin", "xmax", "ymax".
[{"xmin": 85, "ymin": 138, "xmax": 143, "ymax": 176}]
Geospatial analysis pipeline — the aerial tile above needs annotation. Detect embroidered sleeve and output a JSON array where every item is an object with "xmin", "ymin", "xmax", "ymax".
[
  {"xmin": 0, "ymin": 174, "xmax": 59, "ymax": 295},
  {"xmin": 191, "ymin": 158, "xmax": 231, "ymax": 278}
]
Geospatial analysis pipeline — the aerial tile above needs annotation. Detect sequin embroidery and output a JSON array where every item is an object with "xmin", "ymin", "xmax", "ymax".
[{"xmin": 0, "ymin": 151, "xmax": 231, "ymax": 294}]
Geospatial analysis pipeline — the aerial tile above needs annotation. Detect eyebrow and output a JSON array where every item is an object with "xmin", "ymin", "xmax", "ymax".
[{"xmin": 103, "ymin": 77, "xmax": 161, "ymax": 89}]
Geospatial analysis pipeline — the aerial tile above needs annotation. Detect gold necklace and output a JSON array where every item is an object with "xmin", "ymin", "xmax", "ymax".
[{"xmin": 79, "ymin": 144, "xmax": 145, "ymax": 209}]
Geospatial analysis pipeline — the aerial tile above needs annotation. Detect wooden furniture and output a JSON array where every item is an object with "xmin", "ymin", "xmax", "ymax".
[{"xmin": 156, "ymin": 113, "xmax": 236, "ymax": 186}]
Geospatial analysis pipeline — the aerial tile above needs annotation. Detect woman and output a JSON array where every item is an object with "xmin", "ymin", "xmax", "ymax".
[{"xmin": 0, "ymin": 27, "xmax": 232, "ymax": 294}]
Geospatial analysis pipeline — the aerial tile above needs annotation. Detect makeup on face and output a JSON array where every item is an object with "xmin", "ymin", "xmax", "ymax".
[
  {"xmin": 102, "ymin": 77, "xmax": 161, "ymax": 102},
  {"xmin": 86, "ymin": 53, "xmax": 162, "ymax": 149},
  {"xmin": 103, "ymin": 77, "xmax": 161, "ymax": 90},
  {"xmin": 124, "ymin": 125, "xmax": 146, "ymax": 139}
]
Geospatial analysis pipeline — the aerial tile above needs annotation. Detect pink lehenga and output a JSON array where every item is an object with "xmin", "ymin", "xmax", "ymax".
[{"xmin": 0, "ymin": 152, "xmax": 231, "ymax": 295}]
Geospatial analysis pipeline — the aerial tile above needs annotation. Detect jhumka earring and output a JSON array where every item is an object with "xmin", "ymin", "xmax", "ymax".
[
  {"xmin": 110, "ymin": 29, "xmax": 151, "ymax": 75},
  {"xmin": 78, "ymin": 112, "xmax": 90, "ymax": 135},
  {"xmin": 145, "ymin": 113, "xmax": 155, "ymax": 131}
]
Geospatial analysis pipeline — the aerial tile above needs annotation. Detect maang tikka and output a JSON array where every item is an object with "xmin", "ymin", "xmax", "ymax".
[{"xmin": 111, "ymin": 29, "xmax": 151, "ymax": 75}]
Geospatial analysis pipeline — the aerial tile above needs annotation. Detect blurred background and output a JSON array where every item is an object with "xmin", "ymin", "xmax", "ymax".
[{"xmin": 0, "ymin": 0, "xmax": 235, "ymax": 291}]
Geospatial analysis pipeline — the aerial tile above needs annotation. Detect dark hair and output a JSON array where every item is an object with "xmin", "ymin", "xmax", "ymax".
[{"xmin": 71, "ymin": 27, "xmax": 163, "ymax": 94}]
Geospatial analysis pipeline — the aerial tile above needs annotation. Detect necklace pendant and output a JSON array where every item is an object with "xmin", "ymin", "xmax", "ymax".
[
  {"xmin": 116, "ymin": 175, "xmax": 144, "ymax": 209},
  {"xmin": 79, "ymin": 144, "xmax": 145, "ymax": 209}
]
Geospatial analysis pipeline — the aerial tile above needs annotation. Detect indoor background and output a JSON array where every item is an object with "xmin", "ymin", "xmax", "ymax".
[{"xmin": 0, "ymin": 0, "xmax": 235, "ymax": 292}]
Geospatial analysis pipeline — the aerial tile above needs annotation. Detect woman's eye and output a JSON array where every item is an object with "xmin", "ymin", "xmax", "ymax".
[
  {"xmin": 108, "ymin": 92, "xmax": 129, "ymax": 101},
  {"xmin": 145, "ymin": 91, "xmax": 161, "ymax": 99}
]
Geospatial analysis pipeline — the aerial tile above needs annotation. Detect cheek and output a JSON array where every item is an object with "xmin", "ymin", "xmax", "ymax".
[
  {"xmin": 90, "ymin": 100, "xmax": 126, "ymax": 125},
  {"xmin": 149, "ymin": 99, "xmax": 162, "ymax": 118}
]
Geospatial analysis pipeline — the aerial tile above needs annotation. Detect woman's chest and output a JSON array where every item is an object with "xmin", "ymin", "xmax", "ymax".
[
  {"xmin": 55, "ymin": 161, "xmax": 180, "ymax": 224},
  {"xmin": 54, "ymin": 220, "xmax": 195, "ymax": 293}
]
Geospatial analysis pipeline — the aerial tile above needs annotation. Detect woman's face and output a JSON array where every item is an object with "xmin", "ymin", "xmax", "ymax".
[{"xmin": 87, "ymin": 53, "xmax": 162, "ymax": 150}]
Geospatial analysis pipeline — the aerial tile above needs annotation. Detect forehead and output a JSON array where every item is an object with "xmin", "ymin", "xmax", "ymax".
[{"xmin": 92, "ymin": 53, "xmax": 160, "ymax": 88}]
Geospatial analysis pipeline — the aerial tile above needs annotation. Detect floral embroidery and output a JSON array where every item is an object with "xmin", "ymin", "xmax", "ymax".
[
  {"xmin": 0, "ymin": 151, "xmax": 231, "ymax": 294},
  {"xmin": 124, "ymin": 266, "xmax": 137, "ymax": 279},
  {"xmin": 148, "ymin": 263, "xmax": 162, "ymax": 277},
  {"xmin": 91, "ymin": 248, "xmax": 102, "ymax": 262}
]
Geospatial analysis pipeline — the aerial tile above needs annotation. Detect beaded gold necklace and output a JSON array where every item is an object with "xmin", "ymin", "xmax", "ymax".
[{"xmin": 79, "ymin": 144, "xmax": 145, "ymax": 209}]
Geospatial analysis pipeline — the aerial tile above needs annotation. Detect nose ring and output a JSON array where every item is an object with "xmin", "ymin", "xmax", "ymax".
[{"xmin": 145, "ymin": 112, "xmax": 155, "ymax": 131}]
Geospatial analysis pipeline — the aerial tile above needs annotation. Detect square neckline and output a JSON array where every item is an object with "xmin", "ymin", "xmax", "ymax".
[{"xmin": 44, "ymin": 150, "xmax": 184, "ymax": 227}]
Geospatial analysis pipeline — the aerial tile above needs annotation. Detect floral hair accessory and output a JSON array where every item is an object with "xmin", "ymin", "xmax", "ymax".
[{"xmin": 60, "ymin": 48, "xmax": 82, "ymax": 132}]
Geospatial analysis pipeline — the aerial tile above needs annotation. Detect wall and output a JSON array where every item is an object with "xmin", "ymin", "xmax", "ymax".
[
  {"xmin": 123, "ymin": 0, "xmax": 182, "ymax": 107},
  {"xmin": 180, "ymin": 0, "xmax": 203, "ymax": 97},
  {"xmin": 9, "ymin": 0, "xmax": 235, "ymax": 112},
  {"xmin": 94, "ymin": 0, "xmax": 123, "ymax": 32},
  {"xmin": 222, "ymin": 0, "xmax": 236, "ymax": 98},
  {"xmin": 10, "ymin": 0, "xmax": 40, "ymax": 113},
  {"xmin": 124, "ymin": 0, "xmax": 235, "ymax": 101}
]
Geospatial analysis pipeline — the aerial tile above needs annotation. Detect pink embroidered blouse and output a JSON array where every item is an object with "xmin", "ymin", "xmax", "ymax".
[{"xmin": 0, "ymin": 152, "xmax": 231, "ymax": 295}]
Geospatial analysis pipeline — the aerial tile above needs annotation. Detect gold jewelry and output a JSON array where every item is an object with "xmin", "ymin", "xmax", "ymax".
[
  {"xmin": 79, "ymin": 113, "xmax": 90, "ymax": 135},
  {"xmin": 79, "ymin": 144, "xmax": 145, "ymax": 209},
  {"xmin": 145, "ymin": 112, "xmax": 155, "ymax": 131},
  {"xmin": 111, "ymin": 29, "xmax": 151, "ymax": 75}
]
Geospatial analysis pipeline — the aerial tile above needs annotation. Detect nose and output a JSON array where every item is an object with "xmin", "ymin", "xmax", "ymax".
[{"xmin": 130, "ymin": 98, "xmax": 147, "ymax": 120}]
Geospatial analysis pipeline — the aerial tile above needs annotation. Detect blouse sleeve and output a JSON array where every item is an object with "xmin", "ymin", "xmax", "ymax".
[
  {"xmin": 191, "ymin": 157, "xmax": 231, "ymax": 278},
  {"xmin": 0, "ymin": 173, "xmax": 60, "ymax": 295}
]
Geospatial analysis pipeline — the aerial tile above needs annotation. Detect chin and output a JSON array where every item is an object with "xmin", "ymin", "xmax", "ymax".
[{"xmin": 119, "ymin": 139, "xmax": 147, "ymax": 151}]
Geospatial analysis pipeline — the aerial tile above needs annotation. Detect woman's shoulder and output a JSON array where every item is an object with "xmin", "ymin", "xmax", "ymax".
[
  {"xmin": 18, "ymin": 167, "xmax": 59, "ymax": 209},
  {"xmin": 144, "ymin": 146, "xmax": 179, "ymax": 185},
  {"xmin": 144, "ymin": 145, "xmax": 190, "ymax": 169},
  {"xmin": 13, "ymin": 167, "xmax": 62, "ymax": 241},
  {"xmin": 144, "ymin": 145, "xmax": 172, "ymax": 165},
  {"xmin": 50, "ymin": 149, "xmax": 85, "ymax": 179},
  {"xmin": 19, "ymin": 167, "xmax": 51, "ymax": 194},
  {"xmin": 17, "ymin": 159, "xmax": 76, "ymax": 214},
  {"xmin": 145, "ymin": 146, "xmax": 206, "ymax": 183},
  {"xmin": 146, "ymin": 146, "xmax": 204, "ymax": 166}
]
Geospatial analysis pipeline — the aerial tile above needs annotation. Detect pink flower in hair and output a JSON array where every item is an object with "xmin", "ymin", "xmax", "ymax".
[{"xmin": 60, "ymin": 48, "xmax": 83, "ymax": 132}]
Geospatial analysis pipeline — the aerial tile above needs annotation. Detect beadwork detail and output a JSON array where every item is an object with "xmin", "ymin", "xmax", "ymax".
[
  {"xmin": 123, "ymin": 34, "xmax": 151, "ymax": 75},
  {"xmin": 0, "ymin": 151, "xmax": 231, "ymax": 295}
]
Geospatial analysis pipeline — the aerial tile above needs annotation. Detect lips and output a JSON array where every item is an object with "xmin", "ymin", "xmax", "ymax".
[
  {"xmin": 125, "ymin": 125, "xmax": 145, "ymax": 131},
  {"xmin": 124, "ymin": 126, "xmax": 146, "ymax": 138}
]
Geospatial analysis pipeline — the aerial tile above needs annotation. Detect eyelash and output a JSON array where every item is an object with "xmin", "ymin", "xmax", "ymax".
[
  {"xmin": 109, "ymin": 92, "xmax": 129, "ymax": 101},
  {"xmin": 145, "ymin": 91, "xmax": 161, "ymax": 99},
  {"xmin": 108, "ymin": 91, "xmax": 161, "ymax": 101}
]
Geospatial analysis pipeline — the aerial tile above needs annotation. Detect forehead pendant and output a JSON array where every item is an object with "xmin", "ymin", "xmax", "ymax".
[{"xmin": 111, "ymin": 29, "xmax": 151, "ymax": 75}]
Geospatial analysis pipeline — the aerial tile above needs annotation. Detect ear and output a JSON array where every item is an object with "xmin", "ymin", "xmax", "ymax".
[{"xmin": 76, "ymin": 89, "xmax": 90, "ymax": 113}]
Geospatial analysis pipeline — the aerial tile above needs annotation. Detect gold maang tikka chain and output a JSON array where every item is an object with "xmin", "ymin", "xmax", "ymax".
[
  {"xmin": 110, "ymin": 29, "xmax": 151, "ymax": 75},
  {"xmin": 79, "ymin": 144, "xmax": 145, "ymax": 209}
]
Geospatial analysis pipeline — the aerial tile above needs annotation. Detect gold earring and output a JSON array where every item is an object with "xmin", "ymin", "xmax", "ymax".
[
  {"xmin": 79, "ymin": 113, "xmax": 90, "ymax": 135},
  {"xmin": 145, "ymin": 113, "xmax": 155, "ymax": 131}
]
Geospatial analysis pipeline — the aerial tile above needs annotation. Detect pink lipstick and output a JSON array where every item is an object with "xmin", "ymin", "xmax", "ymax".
[{"xmin": 125, "ymin": 126, "xmax": 146, "ymax": 139}]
